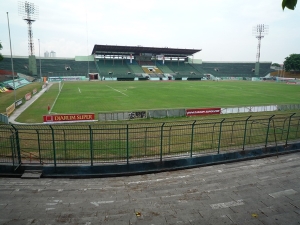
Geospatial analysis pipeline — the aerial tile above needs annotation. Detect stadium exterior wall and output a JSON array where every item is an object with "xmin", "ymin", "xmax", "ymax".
[{"xmin": 97, "ymin": 104, "xmax": 300, "ymax": 121}]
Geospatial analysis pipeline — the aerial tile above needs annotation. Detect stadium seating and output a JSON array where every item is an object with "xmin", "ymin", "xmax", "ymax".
[
  {"xmin": 125, "ymin": 60, "xmax": 145, "ymax": 74},
  {"xmin": 0, "ymin": 57, "xmax": 30, "ymax": 75},
  {"xmin": 96, "ymin": 59, "xmax": 135, "ymax": 78},
  {"xmin": 0, "ymin": 56, "xmax": 274, "ymax": 80},
  {"xmin": 40, "ymin": 58, "xmax": 98, "ymax": 77},
  {"xmin": 155, "ymin": 61, "xmax": 175, "ymax": 74},
  {"xmin": 193, "ymin": 62, "xmax": 273, "ymax": 77},
  {"xmin": 164, "ymin": 61, "xmax": 203, "ymax": 78},
  {"xmin": 1, "ymin": 57, "xmax": 99, "ymax": 77}
]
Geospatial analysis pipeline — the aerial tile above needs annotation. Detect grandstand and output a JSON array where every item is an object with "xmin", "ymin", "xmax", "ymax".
[
  {"xmin": 39, "ymin": 57, "xmax": 98, "ymax": 77},
  {"xmin": 96, "ymin": 59, "xmax": 135, "ymax": 79},
  {"xmin": 164, "ymin": 61, "xmax": 203, "ymax": 79},
  {"xmin": 0, "ymin": 45, "xmax": 275, "ymax": 81},
  {"xmin": 0, "ymin": 56, "xmax": 29, "ymax": 75},
  {"xmin": 196, "ymin": 61, "xmax": 273, "ymax": 78}
]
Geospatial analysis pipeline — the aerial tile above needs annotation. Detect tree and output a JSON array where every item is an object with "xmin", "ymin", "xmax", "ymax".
[
  {"xmin": 284, "ymin": 54, "xmax": 300, "ymax": 72},
  {"xmin": 0, "ymin": 42, "xmax": 3, "ymax": 62},
  {"xmin": 272, "ymin": 63, "xmax": 281, "ymax": 67},
  {"xmin": 282, "ymin": 0, "xmax": 298, "ymax": 10}
]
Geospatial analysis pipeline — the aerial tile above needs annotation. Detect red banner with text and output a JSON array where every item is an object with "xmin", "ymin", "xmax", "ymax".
[
  {"xmin": 25, "ymin": 92, "xmax": 32, "ymax": 101},
  {"xmin": 43, "ymin": 113, "xmax": 95, "ymax": 123},
  {"xmin": 186, "ymin": 108, "xmax": 221, "ymax": 116}
]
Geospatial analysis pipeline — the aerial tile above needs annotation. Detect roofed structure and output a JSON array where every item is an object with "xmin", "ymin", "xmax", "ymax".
[{"xmin": 91, "ymin": 45, "xmax": 201, "ymax": 57}]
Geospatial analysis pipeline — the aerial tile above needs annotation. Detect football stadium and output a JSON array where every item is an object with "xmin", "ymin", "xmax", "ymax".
[
  {"xmin": 1, "ymin": 42, "xmax": 300, "ymax": 176},
  {"xmin": 2, "ymin": 1, "xmax": 300, "ymax": 224},
  {"xmin": 0, "ymin": 0, "xmax": 300, "ymax": 178}
]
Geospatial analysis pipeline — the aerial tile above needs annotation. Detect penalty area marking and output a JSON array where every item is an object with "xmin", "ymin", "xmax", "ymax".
[{"xmin": 106, "ymin": 85, "xmax": 128, "ymax": 96}]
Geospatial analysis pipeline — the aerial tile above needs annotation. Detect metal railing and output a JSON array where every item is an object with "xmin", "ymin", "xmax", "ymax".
[{"xmin": 0, "ymin": 113, "xmax": 299, "ymax": 167}]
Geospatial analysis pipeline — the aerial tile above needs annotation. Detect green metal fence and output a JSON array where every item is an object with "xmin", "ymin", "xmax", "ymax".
[{"xmin": 0, "ymin": 113, "xmax": 300, "ymax": 167}]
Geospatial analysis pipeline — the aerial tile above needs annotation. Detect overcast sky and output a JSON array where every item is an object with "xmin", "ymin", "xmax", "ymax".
[{"xmin": 1, "ymin": 0, "xmax": 299, "ymax": 63}]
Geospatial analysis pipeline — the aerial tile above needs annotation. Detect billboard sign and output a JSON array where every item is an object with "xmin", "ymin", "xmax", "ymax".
[
  {"xmin": 43, "ymin": 113, "xmax": 95, "ymax": 123},
  {"xmin": 186, "ymin": 108, "xmax": 221, "ymax": 116},
  {"xmin": 25, "ymin": 92, "xmax": 32, "ymax": 101}
]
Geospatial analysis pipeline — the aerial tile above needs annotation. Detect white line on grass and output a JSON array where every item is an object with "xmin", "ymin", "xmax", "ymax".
[
  {"xmin": 78, "ymin": 87, "xmax": 81, "ymax": 93},
  {"xmin": 49, "ymin": 82, "xmax": 64, "ymax": 114},
  {"xmin": 106, "ymin": 85, "xmax": 128, "ymax": 96}
]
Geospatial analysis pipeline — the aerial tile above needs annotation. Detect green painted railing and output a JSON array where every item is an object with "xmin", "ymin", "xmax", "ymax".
[{"xmin": 0, "ymin": 113, "xmax": 299, "ymax": 167}]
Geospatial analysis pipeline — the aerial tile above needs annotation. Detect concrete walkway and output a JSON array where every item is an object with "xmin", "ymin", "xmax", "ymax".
[
  {"xmin": 9, "ymin": 83, "xmax": 53, "ymax": 124},
  {"xmin": 0, "ymin": 152, "xmax": 300, "ymax": 224}
]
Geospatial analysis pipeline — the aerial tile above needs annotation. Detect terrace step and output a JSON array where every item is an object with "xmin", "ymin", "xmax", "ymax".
[{"xmin": 21, "ymin": 170, "xmax": 42, "ymax": 179}]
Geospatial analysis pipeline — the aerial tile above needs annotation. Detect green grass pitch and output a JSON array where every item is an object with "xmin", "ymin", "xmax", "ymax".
[
  {"xmin": 53, "ymin": 81, "xmax": 300, "ymax": 113},
  {"xmin": 15, "ymin": 80, "xmax": 300, "ymax": 123}
]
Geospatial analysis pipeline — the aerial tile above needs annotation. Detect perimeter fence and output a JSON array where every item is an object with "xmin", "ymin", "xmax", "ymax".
[{"xmin": 0, "ymin": 113, "xmax": 300, "ymax": 167}]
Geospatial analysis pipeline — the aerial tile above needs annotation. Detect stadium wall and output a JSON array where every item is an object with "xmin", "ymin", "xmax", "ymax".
[{"xmin": 97, "ymin": 104, "xmax": 300, "ymax": 121}]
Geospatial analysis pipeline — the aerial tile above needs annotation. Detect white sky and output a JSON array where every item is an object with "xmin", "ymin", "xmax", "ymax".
[{"xmin": 1, "ymin": 0, "xmax": 299, "ymax": 63}]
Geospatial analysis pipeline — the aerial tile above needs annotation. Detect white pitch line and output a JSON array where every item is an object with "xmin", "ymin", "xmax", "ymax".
[
  {"xmin": 106, "ymin": 85, "xmax": 128, "ymax": 96},
  {"xmin": 78, "ymin": 87, "xmax": 81, "ymax": 93},
  {"xmin": 49, "ymin": 83, "xmax": 64, "ymax": 114}
]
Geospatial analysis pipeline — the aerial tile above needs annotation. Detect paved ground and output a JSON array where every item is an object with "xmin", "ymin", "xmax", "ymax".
[{"xmin": 0, "ymin": 152, "xmax": 300, "ymax": 225}]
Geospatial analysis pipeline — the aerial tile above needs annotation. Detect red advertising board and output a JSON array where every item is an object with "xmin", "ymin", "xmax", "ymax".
[
  {"xmin": 43, "ymin": 113, "xmax": 95, "ymax": 123},
  {"xmin": 186, "ymin": 108, "xmax": 221, "ymax": 116},
  {"xmin": 25, "ymin": 92, "xmax": 32, "ymax": 101}
]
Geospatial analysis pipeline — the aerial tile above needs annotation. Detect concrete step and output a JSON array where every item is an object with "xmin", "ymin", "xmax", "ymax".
[{"xmin": 21, "ymin": 170, "xmax": 42, "ymax": 179}]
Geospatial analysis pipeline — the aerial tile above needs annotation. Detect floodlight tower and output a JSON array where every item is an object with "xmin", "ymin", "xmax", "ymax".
[
  {"xmin": 18, "ymin": 1, "xmax": 39, "ymax": 75},
  {"xmin": 18, "ymin": 1, "xmax": 39, "ymax": 55},
  {"xmin": 252, "ymin": 24, "xmax": 268, "ymax": 76}
]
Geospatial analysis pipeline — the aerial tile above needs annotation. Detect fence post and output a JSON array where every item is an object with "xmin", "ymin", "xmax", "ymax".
[
  {"xmin": 265, "ymin": 115, "xmax": 275, "ymax": 148},
  {"xmin": 89, "ymin": 125, "xmax": 93, "ymax": 166},
  {"xmin": 168, "ymin": 126, "xmax": 172, "ymax": 154},
  {"xmin": 285, "ymin": 113, "xmax": 296, "ymax": 146},
  {"xmin": 230, "ymin": 121, "xmax": 236, "ymax": 144},
  {"xmin": 144, "ymin": 127, "xmax": 148, "ymax": 156},
  {"xmin": 36, "ymin": 129, "xmax": 42, "ymax": 164},
  {"xmin": 9, "ymin": 135, "xmax": 16, "ymax": 167},
  {"xmin": 242, "ymin": 116, "xmax": 252, "ymax": 150},
  {"xmin": 280, "ymin": 116, "xmax": 289, "ymax": 140},
  {"xmin": 190, "ymin": 121, "xmax": 196, "ymax": 158},
  {"xmin": 160, "ymin": 123, "xmax": 165, "ymax": 162},
  {"xmin": 218, "ymin": 119, "xmax": 225, "ymax": 154},
  {"xmin": 126, "ymin": 124, "xmax": 129, "ymax": 165},
  {"xmin": 296, "ymin": 119, "xmax": 300, "ymax": 138},
  {"xmin": 211, "ymin": 122, "xmax": 217, "ymax": 149},
  {"xmin": 49, "ymin": 125, "xmax": 56, "ymax": 167},
  {"xmin": 11, "ymin": 124, "xmax": 21, "ymax": 166},
  {"xmin": 63, "ymin": 129, "xmax": 67, "ymax": 160}
]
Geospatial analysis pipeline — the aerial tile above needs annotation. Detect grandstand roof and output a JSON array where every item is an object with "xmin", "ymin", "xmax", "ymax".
[{"xmin": 92, "ymin": 45, "xmax": 201, "ymax": 57}]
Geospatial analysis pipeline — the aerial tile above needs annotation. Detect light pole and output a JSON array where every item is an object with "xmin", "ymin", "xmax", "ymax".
[
  {"xmin": 38, "ymin": 39, "xmax": 42, "ymax": 82},
  {"xmin": 252, "ymin": 24, "xmax": 269, "ymax": 76},
  {"xmin": 6, "ymin": 12, "xmax": 16, "ymax": 103}
]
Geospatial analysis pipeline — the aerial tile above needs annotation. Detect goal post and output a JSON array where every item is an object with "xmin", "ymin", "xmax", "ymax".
[
  {"xmin": 48, "ymin": 80, "xmax": 64, "ymax": 114},
  {"xmin": 58, "ymin": 80, "xmax": 64, "ymax": 92}
]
